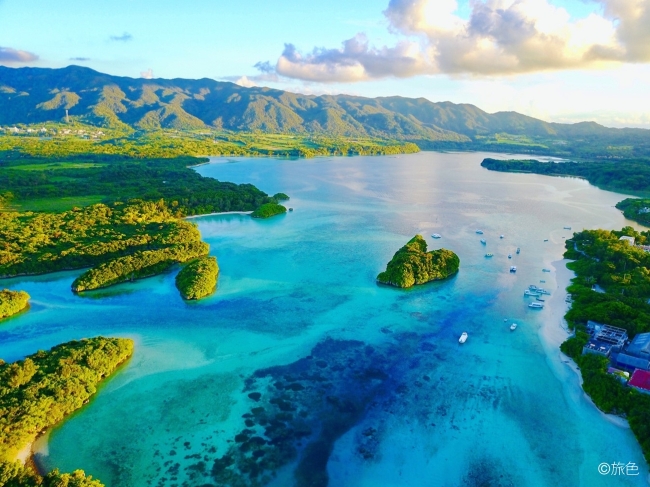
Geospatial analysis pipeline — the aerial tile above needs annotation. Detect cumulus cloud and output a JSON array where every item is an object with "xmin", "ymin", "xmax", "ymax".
[
  {"xmin": 0, "ymin": 46, "xmax": 39, "ymax": 63},
  {"xmin": 271, "ymin": 0, "xmax": 650, "ymax": 82},
  {"xmin": 224, "ymin": 61, "xmax": 281, "ymax": 86},
  {"xmin": 109, "ymin": 32, "xmax": 133, "ymax": 42}
]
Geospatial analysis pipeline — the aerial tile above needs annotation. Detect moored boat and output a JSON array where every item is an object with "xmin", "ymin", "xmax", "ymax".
[
  {"xmin": 480, "ymin": 239, "xmax": 487, "ymax": 244},
  {"xmin": 500, "ymin": 235, "xmax": 504, "ymax": 239},
  {"xmin": 529, "ymin": 302, "xmax": 544, "ymax": 309},
  {"xmin": 459, "ymin": 332, "xmax": 468, "ymax": 344},
  {"xmin": 510, "ymin": 266, "xmax": 517, "ymax": 273},
  {"xmin": 432, "ymin": 233, "xmax": 442, "ymax": 239},
  {"xmin": 476, "ymin": 230, "xmax": 484, "ymax": 234},
  {"xmin": 485, "ymin": 253, "xmax": 494, "ymax": 257},
  {"xmin": 524, "ymin": 290, "xmax": 539, "ymax": 297},
  {"xmin": 516, "ymin": 247, "xmax": 520, "ymax": 254},
  {"xmin": 508, "ymin": 254, "xmax": 512, "ymax": 259},
  {"xmin": 510, "ymin": 323, "xmax": 517, "ymax": 331}
]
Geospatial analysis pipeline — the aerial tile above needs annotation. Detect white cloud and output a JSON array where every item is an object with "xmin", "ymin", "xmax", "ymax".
[
  {"xmin": 269, "ymin": 0, "xmax": 650, "ymax": 82},
  {"xmin": 0, "ymin": 46, "xmax": 38, "ymax": 63}
]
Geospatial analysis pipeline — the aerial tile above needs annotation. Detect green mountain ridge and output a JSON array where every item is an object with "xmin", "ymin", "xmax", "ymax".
[{"xmin": 1, "ymin": 65, "xmax": 649, "ymax": 151}]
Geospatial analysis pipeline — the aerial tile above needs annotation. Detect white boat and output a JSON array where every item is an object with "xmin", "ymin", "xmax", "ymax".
[
  {"xmin": 485, "ymin": 253, "xmax": 494, "ymax": 257},
  {"xmin": 524, "ymin": 290, "xmax": 539, "ymax": 297},
  {"xmin": 510, "ymin": 266, "xmax": 517, "ymax": 273},
  {"xmin": 508, "ymin": 254, "xmax": 512, "ymax": 259},
  {"xmin": 529, "ymin": 285, "xmax": 538, "ymax": 290},
  {"xmin": 516, "ymin": 248, "xmax": 520, "ymax": 254},
  {"xmin": 538, "ymin": 289, "xmax": 551, "ymax": 295},
  {"xmin": 529, "ymin": 302, "xmax": 544, "ymax": 309},
  {"xmin": 432, "ymin": 234, "xmax": 442, "ymax": 239},
  {"xmin": 536, "ymin": 297, "xmax": 545, "ymax": 302},
  {"xmin": 480, "ymin": 239, "xmax": 486, "ymax": 244},
  {"xmin": 500, "ymin": 235, "xmax": 504, "ymax": 239},
  {"xmin": 510, "ymin": 323, "xmax": 517, "ymax": 331},
  {"xmin": 459, "ymin": 332, "xmax": 468, "ymax": 344},
  {"xmin": 476, "ymin": 230, "xmax": 484, "ymax": 234}
]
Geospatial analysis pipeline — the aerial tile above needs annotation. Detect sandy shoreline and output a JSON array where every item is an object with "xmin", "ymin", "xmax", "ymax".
[
  {"xmin": 185, "ymin": 210, "xmax": 252, "ymax": 220},
  {"xmin": 539, "ymin": 259, "xmax": 631, "ymax": 429}
]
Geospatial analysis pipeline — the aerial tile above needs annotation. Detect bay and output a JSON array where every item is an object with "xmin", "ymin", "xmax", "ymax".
[{"xmin": 1, "ymin": 151, "xmax": 647, "ymax": 486}]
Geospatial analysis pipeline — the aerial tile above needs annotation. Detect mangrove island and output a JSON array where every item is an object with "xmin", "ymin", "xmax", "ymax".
[
  {"xmin": 0, "ymin": 337, "xmax": 134, "ymax": 486},
  {"xmin": 377, "ymin": 235, "xmax": 460, "ymax": 288},
  {"xmin": 175, "ymin": 256, "xmax": 219, "ymax": 300},
  {"xmin": 0, "ymin": 290, "xmax": 30, "ymax": 320}
]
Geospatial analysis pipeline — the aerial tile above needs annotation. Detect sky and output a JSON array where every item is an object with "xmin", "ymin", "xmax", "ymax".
[{"xmin": 1, "ymin": 0, "xmax": 650, "ymax": 128}]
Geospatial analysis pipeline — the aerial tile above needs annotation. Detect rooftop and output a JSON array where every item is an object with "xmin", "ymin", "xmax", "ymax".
[
  {"xmin": 615, "ymin": 353, "xmax": 650, "ymax": 371},
  {"xmin": 627, "ymin": 332, "xmax": 650, "ymax": 358},
  {"xmin": 629, "ymin": 369, "xmax": 650, "ymax": 392},
  {"xmin": 592, "ymin": 324, "xmax": 628, "ymax": 346}
]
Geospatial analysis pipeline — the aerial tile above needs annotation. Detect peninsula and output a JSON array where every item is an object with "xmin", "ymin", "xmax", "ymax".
[
  {"xmin": 0, "ymin": 337, "xmax": 134, "ymax": 486},
  {"xmin": 251, "ymin": 202, "xmax": 287, "ymax": 219},
  {"xmin": 561, "ymin": 227, "xmax": 650, "ymax": 464},
  {"xmin": 0, "ymin": 289, "xmax": 30, "ymax": 319},
  {"xmin": 377, "ymin": 235, "xmax": 460, "ymax": 288}
]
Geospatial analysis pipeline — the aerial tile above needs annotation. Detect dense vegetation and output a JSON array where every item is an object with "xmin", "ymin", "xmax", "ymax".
[
  {"xmin": 0, "ymin": 129, "xmax": 421, "ymax": 160},
  {"xmin": 481, "ymin": 158, "xmax": 650, "ymax": 194},
  {"xmin": 0, "ymin": 289, "xmax": 30, "ymax": 319},
  {"xmin": 561, "ymin": 228, "xmax": 650, "ymax": 463},
  {"xmin": 250, "ymin": 202, "xmax": 287, "ymax": 219},
  {"xmin": 0, "ymin": 200, "xmax": 204, "ymax": 279},
  {"xmin": 72, "ymin": 242, "xmax": 208, "ymax": 292},
  {"xmin": 0, "ymin": 337, "xmax": 133, "ymax": 486},
  {"xmin": 0, "ymin": 464, "xmax": 104, "ymax": 487},
  {"xmin": 2, "ymin": 66, "xmax": 650, "ymax": 161},
  {"xmin": 0, "ymin": 153, "xmax": 274, "ymax": 214},
  {"xmin": 616, "ymin": 198, "xmax": 650, "ymax": 226},
  {"xmin": 377, "ymin": 235, "xmax": 460, "ymax": 288},
  {"xmin": 175, "ymin": 256, "xmax": 219, "ymax": 300}
]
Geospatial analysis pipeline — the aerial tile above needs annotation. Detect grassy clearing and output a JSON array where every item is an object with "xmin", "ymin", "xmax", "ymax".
[{"xmin": 16, "ymin": 195, "xmax": 105, "ymax": 212}]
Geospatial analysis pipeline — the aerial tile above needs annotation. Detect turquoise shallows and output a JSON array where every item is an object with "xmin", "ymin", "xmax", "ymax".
[{"xmin": 1, "ymin": 152, "xmax": 647, "ymax": 486}]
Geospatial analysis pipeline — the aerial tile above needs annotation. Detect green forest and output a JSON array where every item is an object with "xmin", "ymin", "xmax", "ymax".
[
  {"xmin": 615, "ymin": 198, "xmax": 650, "ymax": 226},
  {"xmin": 376, "ymin": 235, "xmax": 460, "ymax": 288},
  {"xmin": 0, "ymin": 130, "xmax": 420, "ymax": 160},
  {"xmin": 481, "ymin": 158, "xmax": 650, "ymax": 194},
  {"xmin": 0, "ymin": 290, "xmax": 30, "ymax": 319},
  {"xmin": 561, "ymin": 228, "xmax": 650, "ymax": 462},
  {"xmin": 0, "ymin": 337, "xmax": 133, "ymax": 486},
  {"xmin": 175, "ymin": 256, "xmax": 219, "ymax": 300},
  {"xmin": 0, "ymin": 153, "xmax": 274, "ymax": 214}
]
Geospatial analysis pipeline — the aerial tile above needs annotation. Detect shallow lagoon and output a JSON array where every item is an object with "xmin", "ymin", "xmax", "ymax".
[{"xmin": 1, "ymin": 152, "xmax": 648, "ymax": 486}]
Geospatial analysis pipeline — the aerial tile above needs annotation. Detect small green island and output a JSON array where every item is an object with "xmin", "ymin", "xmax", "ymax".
[
  {"xmin": 175, "ymin": 256, "xmax": 219, "ymax": 300},
  {"xmin": 0, "ymin": 289, "xmax": 30, "ymax": 319},
  {"xmin": 0, "ymin": 337, "xmax": 134, "ymax": 486},
  {"xmin": 377, "ymin": 235, "xmax": 460, "ymax": 288},
  {"xmin": 250, "ymin": 202, "xmax": 287, "ymax": 219}
]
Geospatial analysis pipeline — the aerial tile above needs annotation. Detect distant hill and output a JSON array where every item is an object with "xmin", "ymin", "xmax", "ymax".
[{"xmin": 1, "ymin": 65, "xmax": 649, "ymax": 157}]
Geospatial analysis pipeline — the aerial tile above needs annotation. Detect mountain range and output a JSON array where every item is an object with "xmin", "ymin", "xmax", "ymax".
[{"xmin": 0, "ymin": 65, "xmax": 648, "ymax": 150}]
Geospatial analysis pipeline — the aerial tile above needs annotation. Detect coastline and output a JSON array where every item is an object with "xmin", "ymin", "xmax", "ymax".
[
  {"xmin": 538, "ymin": 259, "xmax": 631, "ymax": 429},
  {"xmin": 184, "ymin": 210, "xmax": 252, "ymax": 220}
]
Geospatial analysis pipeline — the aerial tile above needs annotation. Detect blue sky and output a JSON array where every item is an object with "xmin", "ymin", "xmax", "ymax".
[{"xmin": 1, "ymin": 0, "xmax": 650, "ymax": 127}]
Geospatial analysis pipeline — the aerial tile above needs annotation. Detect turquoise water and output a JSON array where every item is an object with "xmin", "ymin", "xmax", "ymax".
[{"xmin": 1, "ymin": 152, "xmax": 648, "ymax": 486}]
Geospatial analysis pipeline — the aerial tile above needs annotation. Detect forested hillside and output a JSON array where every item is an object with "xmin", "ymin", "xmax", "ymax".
[{"xmin": 1, "ymin": 65, "xmax": 649, "ymax": 159}]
